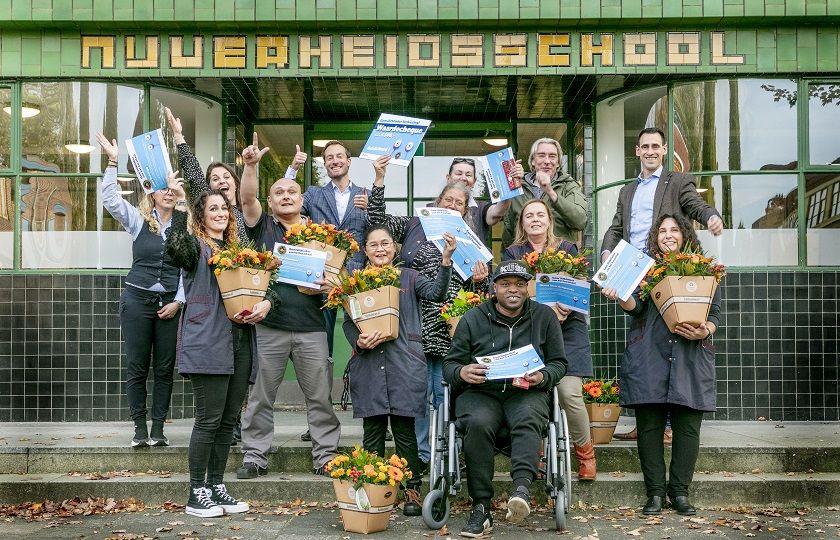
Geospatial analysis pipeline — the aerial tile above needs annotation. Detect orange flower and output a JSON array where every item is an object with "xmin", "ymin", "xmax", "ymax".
[
  {"xmin": 587, "ymin": 386, "xmax": 602, "ymax": 399},
  {"xmin": 387, "ymin": 466, "xmax": 404, "ymax": 482}
]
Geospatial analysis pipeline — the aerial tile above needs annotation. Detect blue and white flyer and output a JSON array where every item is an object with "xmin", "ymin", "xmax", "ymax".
[
  {"xmin": 476, "ymin": 344, "xmax": 545, "ymax": 380},
  {"xmin": 272, "ymin": 243, "xmax": 328, "ymax": 290},
  {"xmin": 481, "ymin": 147, "xmax": 523, "ymax": 203},
  {"xmin": 125, "ymin": 129, "xmax": 173, "ymax": 194},
  {"xmin": 418, "ymin": 207, "xmax": 492, "ymax": 279},
  {"xmin": 592, "ymin": 239, "xmax": 654, "ymax": 302},
  {"xmin": 359, "ymin": 113, "xmax": 432, "ymax": 167},
  {"xmin": 535, "ymin": 273, "xmax": 592, "ymax": 315}
]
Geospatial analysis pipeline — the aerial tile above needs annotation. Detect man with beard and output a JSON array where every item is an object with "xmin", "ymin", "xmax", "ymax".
[
  {"xmin": 442, "ymin": 261, "xmax": 568, "ymax": 537},
  {"xmin": 235, "ymin": 135, "xmax": 341, "ymax": 479},
  {"xmin": 501, "ymin": 137, "xmax": 587, "ymax": 250}
]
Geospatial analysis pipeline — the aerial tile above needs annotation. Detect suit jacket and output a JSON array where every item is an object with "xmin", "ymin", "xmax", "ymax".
[
  {"xmin": 600, "ymin": 169, "xmax": 721, "ymax": 253},
  {"xmin": 303, "ymin": 182, "xmax": 368, "ymax": 271}
]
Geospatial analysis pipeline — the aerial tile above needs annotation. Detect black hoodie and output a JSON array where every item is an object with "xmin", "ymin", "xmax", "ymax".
[{"xmin": 442, "ymin": 298, "xmax": 568, "ymax": 393}]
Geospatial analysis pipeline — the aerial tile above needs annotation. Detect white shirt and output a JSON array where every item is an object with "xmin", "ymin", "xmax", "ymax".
[{"xmin": 332, "ymin": 181, "xmax": 354, "ymax": 220}]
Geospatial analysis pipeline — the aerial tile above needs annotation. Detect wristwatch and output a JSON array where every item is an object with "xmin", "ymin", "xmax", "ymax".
[{"xmin": 175, "ymin": 300, "xmax": 185, "ymax": 308}]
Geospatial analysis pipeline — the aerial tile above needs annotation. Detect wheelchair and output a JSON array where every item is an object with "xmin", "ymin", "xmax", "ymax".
[{"xmin": 421, "ymin": 381, "xmax": 572, "ymax": 530}]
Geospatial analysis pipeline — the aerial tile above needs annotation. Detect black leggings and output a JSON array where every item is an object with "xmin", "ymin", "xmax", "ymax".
[
  {"xmin": 363, "ymin": 415, "xmax": 422, "ymax": 487},
  {"xmin": 635, "ymin": 404, "xmax": 704, "ymax": 498},
  {"xmin": 188, "ymin": 324, "xmax": 252, "ymax": 486}
]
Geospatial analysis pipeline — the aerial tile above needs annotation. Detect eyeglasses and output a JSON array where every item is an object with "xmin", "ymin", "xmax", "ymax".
[
  {"xmin": 451, "ymin": 157, "xmax": 475, "ymax": 166},
  {"xmin": 440, "ymin": 196, "xmax": 466, "ymax": 208},
  {"xmin": 365, "ymin": 240, "xmax": 394, "ymax": 250}
]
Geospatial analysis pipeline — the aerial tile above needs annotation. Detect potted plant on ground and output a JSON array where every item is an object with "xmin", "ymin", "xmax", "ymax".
[
  {"xmin": 582, "ymin": 379, "xmax": 621, "ymax": 444},
  {"xmin": 325, "ymin": 445, "xmax": 413, "ymax": 534},
  {"xmin": 439, "ymin": 289, "xmax": 487, "ymax": 338}
]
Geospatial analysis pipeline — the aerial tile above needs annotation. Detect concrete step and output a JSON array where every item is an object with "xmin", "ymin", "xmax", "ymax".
[
  {"xmin": 3, "ymin": 443, "xmax": 839, "ymax": 475},
  {"xmin": 1, "ymin": 472, "xmax": 838, "ymax": 508}
]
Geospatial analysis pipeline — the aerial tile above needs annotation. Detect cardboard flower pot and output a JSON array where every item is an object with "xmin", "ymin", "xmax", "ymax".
[
  {"xmin": 297, "ymin": 240, "xmax": 348, "ymax": 295},
  {"xmin": 586, "ymin": 403, "xmax": 620, "ymax": 444},
  {"xmin": 215, "ymin": 267, "xmax": 271, "ymax": 320},
  {"xmin": 333, "ymin": 479, "xmax": 396, "ymax": 534},
  {"xmin": 650, "ymin": 276, "xmax": 718, "ymax": 333},
  {"xmin": 344, "ymin": 285, "xmax": 400, "ymax": 342},
  {"xmin": 445, "ymin": 315, "xmax": 461, "ymax": 338}
]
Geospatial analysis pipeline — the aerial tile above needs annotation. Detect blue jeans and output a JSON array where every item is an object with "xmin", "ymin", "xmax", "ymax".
[{"xmin": 415, "ymin": 354, "xmax": 444, "ymax": 464}]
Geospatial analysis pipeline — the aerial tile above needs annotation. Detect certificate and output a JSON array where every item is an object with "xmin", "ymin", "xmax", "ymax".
[
  {"xmin": 592, "ymin": 239, "xmax": 654, "ymax": 302},
  {"xmin": 476, "ymin": 344, "xmax": 546, "ymax": 380},
  {"xmin": 419, "ymin": 207, "xmax": 492, "ymax": 280},
  {"xmin": 359, "ymin": 113, "xmax": 431, "ymax": 167},
  {"xmin": 535, "ymin": 273, "xmax": 591, "ymax": 315},
  {"xmin": 431, "ymin": 234, "xmax": 493, "ymax": 280},
  {"xmin": 125, "ymin": 129, "xmax": 173, "ymax": 194},
  {"xmin": 272, "ymin": 243, "xmax": 328, "ymax": 290},
  {"xmin": 480, "ymin": 147, "xmax": 523, "ymax": 203}
]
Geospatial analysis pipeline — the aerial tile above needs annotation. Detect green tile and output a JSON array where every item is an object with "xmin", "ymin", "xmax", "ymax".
[
  {"xmin": 743, "ymin": 0, "xmax": 764, "ymax": 16},
  {"xmin": 417, "ymin": 1, "xmax": 436, "ymax": 18},
  {"xmin": 41, "ymin": 51, "xmax": 61, "ymax": 71},
  {"xmin": 641, "ymin": 0, "xmax": 662, "ymax": 18},
  {"xmin": 829, "ymin": 0, "xmax": 840, "ymax": 14},
  {"xmin": 174, "ymin": 1, "xmax": 194, "ymax": 18},
  {"xmin": 520, "ymin": 6, "xmax": 538, "ymax": 18},
  {"xmin": 155, "ymin": 0, "xmax": 175, "ymax": 10},
  {"xmin": 683, "ymin": 4, "xmax": 702, "ymax": 17},
  {"xmin": 438, "ymin": 6, "xmax": 456, "ymax": 18},
  {"xmin": 356, "ymin": 7, "xmax": 376, "ymax": 18},
  {"xmin": 134, "ymin": 1, "xmax": 153, "ymax": 18},
  {"xmin": 11, "ymin": 0, "xmax": 31, "ymax": 19},
  {"xmin": 194, "ymin": 0, "xmax": 213, "ymax": 9},
  {"xmin": 1, "ymin": 34, "xmax": 21, "ymax": 51},
  {"xmin": 336, "ymin": 0, "xmax": 357, "ymax": 20},
  {"xmin": 702, "ymin": 0, "xmax": 723, "ymax": 16},
  {"xmin": 276, "ymin": 0, "xmax": 295, "ymax": 8},
  {"xmin": 735, "ymin": 29, "xmax": 756, "ymax": 54},
  {"xmin": 397, "ymin": 7, "xmax": 416, "ymax": 19},
  {"xmin": 316, "ymin": 0, "xmax": 335, "ymax": 8},
  {"xmin": 581, "ymin": 1, "xmax": 600, "ymax": 18},
  {"xmin": 499, "ymin": 0, "xmax": 519, "ymax": 19},
  {"xmin": 723, "ymin": 2, "xmax": 744, "ymax": 16},
  {"xmin": 255, "ymin": 0, "xmax": 275, "ymax": 18},
  {"xmin": 113, "ymin": 0, "xmax": 132, "ymax": 9},
  {"xmin": 316, "ymin": 7, "xmax": 336, "ymax": 19},
  {"xmin": 1, "ymin": 51, "xmax": 21, "ymax": 72},
  {"xmin": 215, "ymin": 1, "xmax": 235, "ymax": 20},
  {"xmin": 560, "ymin": 0, "xmax": 579, "ymax": 18},
  {"xmin": 786, "ymin": 0, "xmax": 806, "ymax": 14},
  {"xmin": 816, "ymin": 29, "xmax": 838, "ymax": 68},
  {"xmin": 92, "ymin": 0, "xmax": 112, "ymax": 19},
  {"xmin": 155, "ymin": 8, "xmax": 174, "ymax": 20},
  {"xmin": 73, "ymin": 0, "xmax": 94, "ymax": 10},
  {"xmin": 458, "ymin": 0, "xmax": 478, "ymax": 18},
  {"xmin": 765, "ymin": 3, "xmax": 784, "ymax": 15},
  {"xmin": 806, "ymin": 0, "xmax": 827, "ymax": 14},
  {"xmin": 376, "ymin": 0, "xmax": 396, "ymax": 18},
  {"xmin": 539, "ymin": 0, "xmax": 559, "ymax": 18},
  {"xmin": 32, "ymin": 8, "xmax": 51, "ymax": 19},
  {"xmin": 357, "ymin": 0, "xmax": 375, "ymax": 7},
  {"xmin": 621, "ymin": 0, "xmax": 642, "ymax": 17},
  {"xmin": 0, "ymin": 0, "xmax": 11, "ymax": 19},
  {"xmin": 32, "ymin": 0, "xmax": 49, "ymax": 9},
  {"xmin": 479, "ymin": 7, "xmax": 498, "ymax": 19}
]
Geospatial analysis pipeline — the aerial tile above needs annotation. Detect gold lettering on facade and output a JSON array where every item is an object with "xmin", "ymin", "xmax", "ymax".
[
  {"xmin": 494, "ymin": 34, "xmax": 527, "ymax": 67},
  {"xmin": 667, "ymin": 32, "xmax": 700, "ymax": 65},
  {"xmin": 125, "ymin": 36, "xmax": 159, "ymax": 68},
  {"xmin": 81, "ymin": 36, "xmax": 115, "ymax": 68},
  {"xmin": 170, "ymin": 36, "xmax": 203, "ymax": 68},
  {"xmin": 711, "ymin": 31, "xmax": 745, "ymax": 64},
  {"xmin": 385, "ymin": 35, "xmax": 399, "ymax": 68},
  {"xmin": 342, "ymin": 35, "xmax": 375, "ymax": 68},
  {"xmin": 451, "ymin": 34, "xmax": 483, "ymax": 67},
  {"xmin": 581, "ymin": 33, "xmax": 614, "ymax": 66},
  {"xmin": 256, "ymin": 36, "xmax": 289, "ymax": 69},
  {"xmin": 299, "ymin": 35, "xmax": 332, "ymax": 68},
  {"xmin": 624, "ymin": 33, "xmax": 656, "ymax": 65},
  {"xmin": 213, "ymin": 36, "xmax": 246, "ymax": 69},
  {"xmin": 538, "ymin": 34, "xmax": 570, "ymax": 67},
  {"xmin": 407, "ymin": 34, "xmax": 441, "ymax": 67}
]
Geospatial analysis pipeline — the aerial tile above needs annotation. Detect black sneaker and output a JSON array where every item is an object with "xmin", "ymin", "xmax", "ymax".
[
  {"xmin": 185, "ymin": 486, "xmax": 223, "ymax": 518},
  {"xmin": 149, "ymin": 421, "xmax": 168, "ymax": 447},
  {"xmin": 131, "ymin": 421, "xmax": 149, "ymax": 448},
  {"xmin": 403, "ymin": 487, "xmax": 422, "ymax": 516},
  {"xmin": 236, "ymin": 462, "xmax": 268, "ymax": 479},
  {"xmin": 300, "ymin": 429, "xmax": 312, "ymax": 442},
  {"xmin": 461, "ymin": 504, "xmax": 493, "ymax": 538},
  {"xmin": 209, "ymin": 483, "xmax": 249, "ymax": 514},
  {"xmin": 505, "ymin": 485, "xmax": 531, "ymax": 524}
]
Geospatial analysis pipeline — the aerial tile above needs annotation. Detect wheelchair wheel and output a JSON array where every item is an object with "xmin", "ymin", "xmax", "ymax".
[
  {"xmin": 421, "ymin": 488, "xmax": 450, "ymax": 529},
  {"xmin": 554, "ymin": 491, "xmax": 567, "ymax": 530},
  {"xmin": 558, "ymin": 409, "xmax": 572, "ymax": 513}
]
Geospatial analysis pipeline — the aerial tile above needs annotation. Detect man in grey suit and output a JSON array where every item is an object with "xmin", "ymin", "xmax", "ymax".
[{"xmin": 600, "ymin": 127, "xmax": 724, "ymax": 263}]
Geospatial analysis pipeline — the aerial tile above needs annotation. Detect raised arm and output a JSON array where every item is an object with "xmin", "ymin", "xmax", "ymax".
[
  {"xmin": 368, "ymin": 155, "xmax": 410, "ymax": 242},
  {"xmin": 96, "ymin": 133, "xmax": 143, "ymax": 237},
  {"xmin": 239, "ymin": 132, "xmax": 270, "ymax": 227},
  {"xmin": 166, "ymin": 107, "xmax": 207, "ymax": 197}
]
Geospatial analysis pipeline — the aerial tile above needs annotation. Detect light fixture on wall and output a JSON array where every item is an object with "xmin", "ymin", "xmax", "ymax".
[
  {"xmin": 2, "ymin": 102, "xmax": 41, "ymax": 118},
  {"xmin": 65, "ymin": 140, "xmax": 96, "ymax": 154},
  {"xmin": 117, "ymin": 176, "xmax": 134, "ymax": 183},
  {"xmin": 313, "ymin": 139, "xmax": 331, "ymax": 148},
  {"xmin": 482, "ymin": 131, "xmax": 508, "ymax": 147}
]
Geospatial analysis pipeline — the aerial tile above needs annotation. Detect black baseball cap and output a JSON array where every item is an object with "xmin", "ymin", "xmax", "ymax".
[{"xmin": 492, "ymin": 260, "xmax": 533, "ymax": 283}]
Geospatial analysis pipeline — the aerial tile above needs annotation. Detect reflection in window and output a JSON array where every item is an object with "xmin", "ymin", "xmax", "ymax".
[
  {"xmin": 21, "ymin": 82, "xmax": 144, "ymax": 175},
  {"xmin": 0, "ymin": 177, "xmax": 12, "ymax": 267},
  {"xmin": 595, "ymin": 86, "xmax": 667, "ymax": 185},
  {"xmin": 694, "ymin": 174, "xmax": 798, "ymax": 266},
  {"xmin": 253, "ymin": 124, "xmax": 304, "ymax": 197},
  {"xmin": 20, "ymin": 177, "xmax": 131, "ymax": 269},
  {"xmin": 673, "ymin": 79, "xmax": 797, "ymax": 172},
  {"xmin": 311, "ymin": 139, "xmax": 408, "ymax": 198},
  {"xmin": 808, "ymin": 84, "xmax": 840, "ymax": 166},
  {"xmin": 152, "ymin": 88, "xmax": 223, "ymax": 177},
  {"xmin": 805, "ymin": 172, "xmax": 840, "ymax": 265},
  {"xmin": 0, "ymin": 88, "xmax": 11, "ymax": 170}
]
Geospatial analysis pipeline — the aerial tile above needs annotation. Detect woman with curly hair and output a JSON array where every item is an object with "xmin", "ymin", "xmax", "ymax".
[
  {"xmin": 97, "ymin": 133, "xmax": 185, "ymax": 449},
  {"xmin": 601, "ymin": 214, "xmax": 721, "ymax": 517},
  {"xmin": 165, "ymin": 176, "xmax": 269, "ymax": 518}
]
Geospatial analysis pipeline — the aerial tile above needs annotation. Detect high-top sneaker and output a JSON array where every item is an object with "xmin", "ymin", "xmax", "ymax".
[
  {"xmin": 131, "ymin": 419, "xmax": 149, "ymax": 448},
  {"xmin": 461, "ymin": 504, "xmax": 493, "ymax": 537},
  {"xmin": 185, "ymin": 486, "xmax": 223, "ymax": 518},
  {"xmin": 149, "ymin": 420, "xmax": 169, "ymax": 447},
  {"xmin": 209, "ymin": 483, "xmax": 249, "ymax": 514}
]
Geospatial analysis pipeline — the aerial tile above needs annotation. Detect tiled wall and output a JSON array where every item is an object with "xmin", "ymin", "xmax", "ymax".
[
  {"xmin": 589, "ymin": 271, "xmax": 840, "ymax": 422},
  {"xmin": 1, "ymin": 270, "xmax": 837, "ymax": 422}
]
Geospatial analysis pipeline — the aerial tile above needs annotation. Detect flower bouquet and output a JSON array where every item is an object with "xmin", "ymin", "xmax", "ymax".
[
  {"xmin": 209, "ymin": 242, "xmax": 281, "ymax": 320},
  {"xmin": 439, "ymin": 289, "xmax": 487, "ymax": 338},
  {"xmin": 639, "ymin": 244, "xmax": 726, "ymax": 332},
  {"xmin": 325, "ymin": 445, "xmax": 413, "ymax": 534},
  {"xmin": 582, "ymin": 379, "xmax": 620, "ymax": 444},
  {"xmin": 325, "ymin": 265, "xmax": 402, "ymax": 342},
  {"xmin": 522, "ymin": 248, "xmax": 592, "ymax": 318},
  {"xmin": 284, "ymin": 219, "xmax": 360, "ymax": 294}
]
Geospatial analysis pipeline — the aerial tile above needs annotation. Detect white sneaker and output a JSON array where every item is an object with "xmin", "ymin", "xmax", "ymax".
[
  {"xmin": 505, "ymin": 486, "xmax": 531, "ymax": 524},
  {"xmin": 209, "ymin": 483, "xmax": 249, "ymax": 514},
  {"xmin": 185, "ymin": 486, "xmax": 224, "ymax": 518}
]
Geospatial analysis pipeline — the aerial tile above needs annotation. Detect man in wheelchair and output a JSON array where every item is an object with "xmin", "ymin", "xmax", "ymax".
[{"xmin": 442, "ymin": 260, "xmax": 568, "ymax": 537}]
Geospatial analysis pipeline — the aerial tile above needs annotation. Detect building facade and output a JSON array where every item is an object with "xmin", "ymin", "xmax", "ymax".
[{"xmin": 0, "ymin": 0, "xmax": 837, "ymax": 421}]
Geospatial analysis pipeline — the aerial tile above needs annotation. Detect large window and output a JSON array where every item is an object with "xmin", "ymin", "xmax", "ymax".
[
  {"xmin": 2, "ymin": 82, "xmax": 223, "ymax": 270},
  {"xmin": 594, "ymin": 78, "xmax": 840, "ymax": 268}
]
